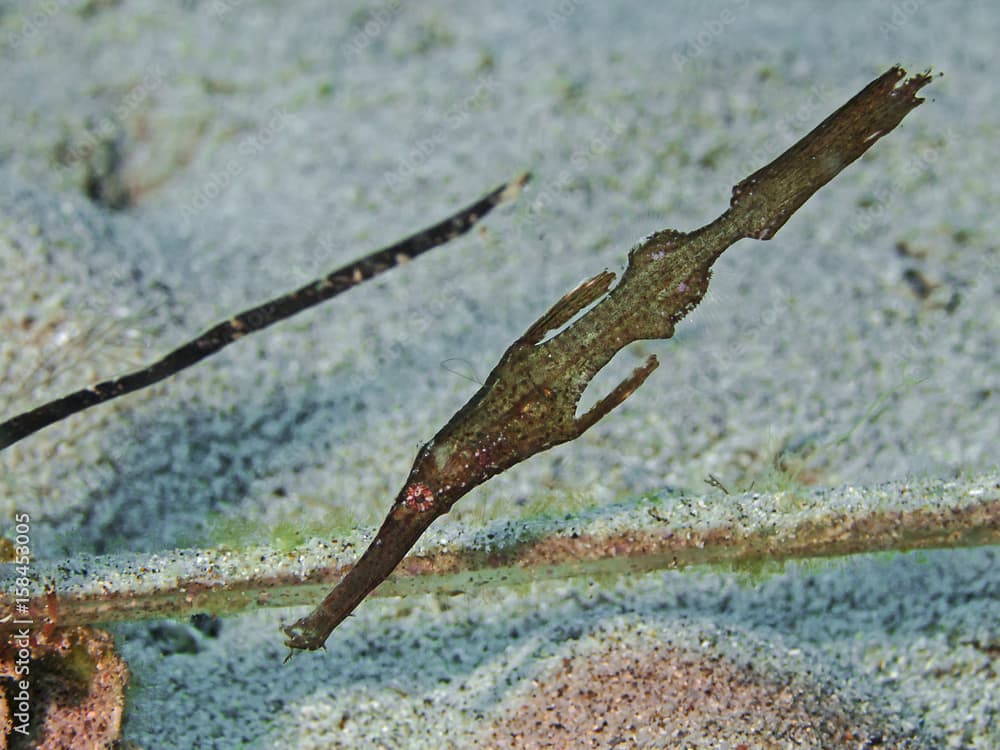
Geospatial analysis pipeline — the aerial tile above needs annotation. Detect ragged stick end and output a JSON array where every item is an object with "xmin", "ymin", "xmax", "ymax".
[
  {"xmin": 500, "ymin": 171, "xmax": 532, "ymax": 203},
  {"xmin": 281, "ymin": 615, "xmax": 330, "ymax": 653},
  {"xmin": 887, "ymin": 64, "xmax": 936, "ymax": 105},
  {"xmin": 728, "ymin": 64, "xmax": 937, "ymax": 241}
]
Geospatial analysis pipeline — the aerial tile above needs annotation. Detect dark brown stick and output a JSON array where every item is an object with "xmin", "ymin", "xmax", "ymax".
[
  {"xmin": 0, "ymin": 173, "xmax": 530, "ymax": 450},
  {"xmin": 283, "ymin": 66, "xmax": 934, "ymax": 652}
]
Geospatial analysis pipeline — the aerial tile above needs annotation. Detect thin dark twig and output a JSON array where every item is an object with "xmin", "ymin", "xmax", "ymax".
[
  {"xmin": 0, "ymin": 173, "xmax": 530, "ymax": 450},
  {"xmin": 705, "ymin": 474, "xmax": 730, "ymax": 494}
]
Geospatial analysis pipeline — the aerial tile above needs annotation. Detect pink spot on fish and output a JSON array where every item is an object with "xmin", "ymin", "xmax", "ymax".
[{"xmin": 403, "ymin": 482, "xmax": 435, "ymax": 512}]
